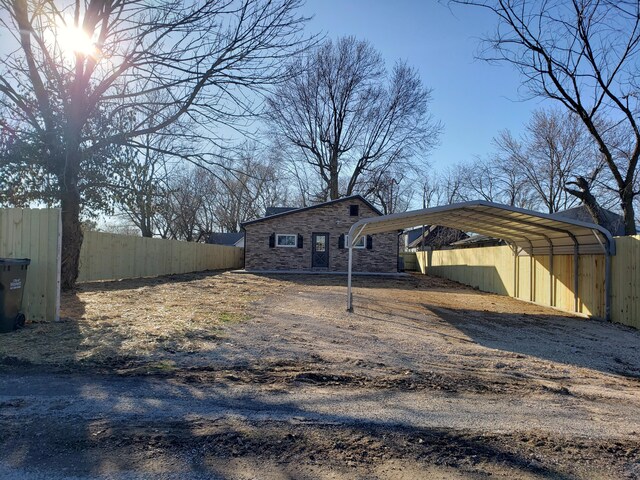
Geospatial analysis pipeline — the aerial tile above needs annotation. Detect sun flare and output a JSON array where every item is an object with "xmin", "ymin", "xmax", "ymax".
[{"xmin": 56, "ymin": 20, "xmax": 97, "ymax": 57}]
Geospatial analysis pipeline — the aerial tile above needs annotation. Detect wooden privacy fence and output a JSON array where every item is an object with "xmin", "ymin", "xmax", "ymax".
[
  {"xmin": 0, "ymin": 209, "xmax": 61, "ymax": 322},
  {"xmin": 78, "ymin": 231, "xmax": 244, "ymax": 283},
  {"xmin": 0, "ymin": 208, "xmax": 244, "ymax": 322},
  {"xmin": 399, "ymin": 252, "xmax": 419, "ymax": 271},
  {"xmin": 417, "ymin": 235, "xmax": 640, "ymax": 329}
]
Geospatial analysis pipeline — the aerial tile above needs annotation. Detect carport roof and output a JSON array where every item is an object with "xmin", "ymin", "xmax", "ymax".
[{"xmin": 348, "ymin": 201, "xmax": 615, "ymax": 255}]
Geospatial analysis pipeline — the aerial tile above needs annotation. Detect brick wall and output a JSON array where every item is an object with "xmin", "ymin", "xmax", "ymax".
[{"xmin": 243, "ymin": 198, "xmax": 398, "ymax": 273}]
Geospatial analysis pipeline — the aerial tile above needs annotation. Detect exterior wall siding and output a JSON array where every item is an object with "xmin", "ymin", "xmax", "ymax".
[{"xmin": 244, "ymin": 198, "xmax": 398, "ymax": 273}]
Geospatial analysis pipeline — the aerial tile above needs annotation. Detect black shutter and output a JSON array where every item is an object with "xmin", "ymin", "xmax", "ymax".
[
  {"xmin": 366, "ymin": 235, "xmax": 373, "ymax": 250},
  {"xmin": 350, "ymin": 205, "xmax": 359, "ymax": 216},
  {"xmin": 297, "ymin": 234, "xmax": 303, "ymax": 248},
  {"xmin": 269, "ymin": 233, "xmax": 275, "ymax": 248},
  {"xmin": 338, "ymin": 234, "xmax": 345, "ymax": 249}
]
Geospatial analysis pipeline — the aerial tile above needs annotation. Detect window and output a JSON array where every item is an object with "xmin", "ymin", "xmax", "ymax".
[
  {"xmin": 350, "ymin": 205, "xmax": 359, "ymax": 216},
  {"xmin": 353, "ymin": 236, "xmax": 365, "ymax": 249},
  {"xmin": 276, "ymin": 234, "xmax": 297, "ymax": 247}
]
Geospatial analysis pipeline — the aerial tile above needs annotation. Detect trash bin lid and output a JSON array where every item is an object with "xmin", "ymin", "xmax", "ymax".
[{"xmin": 0, "ymin": 258, "xmax": 31, "ymax": 266}]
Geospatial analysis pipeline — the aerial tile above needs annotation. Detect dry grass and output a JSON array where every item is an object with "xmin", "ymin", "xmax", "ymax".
[
  {"xmin": 0, "ymin": 270, "xmax": 580, "ymax": 371},
  {"xmin": 0, "ymin": 270, "xmax": 400, "ymax": 369},
  {"xmin": 0, "ymin": 271, "xmax": 269, "ymax": 368}
]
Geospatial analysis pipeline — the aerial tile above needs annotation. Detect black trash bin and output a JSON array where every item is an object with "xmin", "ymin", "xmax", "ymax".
[{"xmin": 0, "ymin": 258, "xmax": 31, "ymax": 333}]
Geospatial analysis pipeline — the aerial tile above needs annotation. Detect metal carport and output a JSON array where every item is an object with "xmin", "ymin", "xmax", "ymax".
[{"xmin": 346, "ymin": 201, "xmax": 616, "ymax": 320}]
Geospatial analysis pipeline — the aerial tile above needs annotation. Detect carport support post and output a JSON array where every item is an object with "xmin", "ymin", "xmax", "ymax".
[
  {"xmin": 512, "ymin": 245, "xmax": 518, "ymax": 298},
  {"xmin": 549, "ymin": 246, "xmax": 554, "ymax": 307},
  {"xmin": 347, "ymin": 242, "xmax": 354, "ymax": 312},
  {"xmin": 573, "ymin": 244, "xmax": 579, "ymax": 313},
  {"xmin": 591, "ymin": 228, "xmax": 613, "ymax": 322},
  {"xmin": 530, "ymin": 254, "xmax": 535, "ymax": 302},
  {"xmin": 605, "ymin": 252, "xmax": 612, "ymax": 322}
]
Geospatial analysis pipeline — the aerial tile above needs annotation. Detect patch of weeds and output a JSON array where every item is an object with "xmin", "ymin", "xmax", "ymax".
[
  {"xmin": 143, "ymin": 360, "xmax": 177, "ymax": 374},
  {"xmin": 218, "ymin": 311, "xmax": 248, "ymax": 323}
]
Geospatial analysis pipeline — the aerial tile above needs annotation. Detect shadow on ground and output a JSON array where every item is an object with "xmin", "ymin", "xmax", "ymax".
[
  {"xmin": 0, "ymin": 371, "xmax": 606, "ymax": 479},
  {"xmin": 75, "ymin": 269, "xmax": 228, "ymax": 293},
  {"xmin": 356, "ymin": 292, "xmax": 640, "ymax": 378}
]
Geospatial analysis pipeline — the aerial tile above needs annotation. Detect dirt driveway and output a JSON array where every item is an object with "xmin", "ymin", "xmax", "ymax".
[{"xmin": 1, "ymin": 271, "xmax": 639, "ymax": 479}]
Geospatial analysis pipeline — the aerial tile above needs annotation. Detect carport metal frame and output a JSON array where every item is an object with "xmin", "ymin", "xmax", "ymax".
[{"xmin": 346, "ymin": 201, "xmax": 616, "ymax": 320}]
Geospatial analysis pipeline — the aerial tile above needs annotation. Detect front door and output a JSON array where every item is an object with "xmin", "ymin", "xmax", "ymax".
[{"xmin": 312, "ymin": 233, "xmax": 329, "ymax": 268}]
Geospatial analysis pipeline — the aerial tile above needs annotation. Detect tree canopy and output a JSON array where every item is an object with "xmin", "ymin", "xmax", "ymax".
[
  {"xmin": 266, "ymin": 36, "xmax": 442, "ymax": 209},
  {"xmin": 0, "ymin": 0, "xmax": 311, "ymax": 288}
]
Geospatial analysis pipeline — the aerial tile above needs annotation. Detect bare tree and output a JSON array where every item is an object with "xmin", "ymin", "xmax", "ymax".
[
  {"xmin": 266, "ymin": 36, "xmax": 442, "ymax": 203},
  {"xmin": 113, "ymin": 135, "xmax": 176, "ymax": 238},
  {"xmin": 143, "ymin": 149, "xmax": 289, "ymax": 240},
  {"xmin": 494, "ymin": 108, "xmax": 599, "ymax": 213},
  {"xmin": 440, "ymin": 156, "xmax": 534, "ymax": 208},
  {"xmin": 162, "ymin": 169, "xmax": 207, "ymax": 242},
  {"xmin": 452, "ymin": 0, "xmax": 640, "ymax": 233},
  {"xmin": 366, "ymin": 171, "xmax": 415, "ymax": 215},
  {"xmin": 0, "ymin": 0, "xmax": 311, "ymax": 288},
  {"xmin": 458, "ymin": 158, "xmax": 503, "ymax": 203},
  {"xmin": 438, "ymin": 165, "xmax": 468, "ymax": 205},
  {"xmin": 203, "ymin": 147, "xmax": 290, "ymax": 232},
  {"xmin": 420, "ymin": 175, "xmax": 440, "ymax": 209}
]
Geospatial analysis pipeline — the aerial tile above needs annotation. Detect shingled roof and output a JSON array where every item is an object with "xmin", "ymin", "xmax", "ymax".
[{"xmin": 241, "ymin": 195, "xmax": 382, "ymax": 227}]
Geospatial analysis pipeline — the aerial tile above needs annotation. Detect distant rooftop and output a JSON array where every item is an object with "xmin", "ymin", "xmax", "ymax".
[
  {"xmin": 265, "ymin": 207, "xmax": 298, "ymax": 217},
  {"xmin": 450, "ymin": 234, "xmax": 506, "ymax": 248},
  {"xmin": 550, "ymin": 205, "xmax": 626, "ymax": 237},
  {"xmin": 407, "ymin": 225, "xmax": 468, "ymax": 249},
  {"xmin": 207, "ymin": 232, "xmax": 244, "ymax": 246}
]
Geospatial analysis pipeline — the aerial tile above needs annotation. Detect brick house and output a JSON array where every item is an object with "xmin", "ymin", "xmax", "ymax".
[{"xmin": 241, "ymin": 196, "xmax": 398, "ymax": 273}]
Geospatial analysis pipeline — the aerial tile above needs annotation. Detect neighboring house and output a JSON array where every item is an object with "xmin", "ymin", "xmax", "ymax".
[
  {"xmin": 450, "ymin": 234, "xmax": 506, "ymax": 249},
  {"xmin": 207, "ymin": 232, "xmax": 245, "ymax": 248},
  {"xmin": 241, "ymin": 195, "xmax": 398, "ymax": 273},
  {"xmin": 403, "ymin": 225, "xmax": 468, "ymax": 251},
  {"xmin": 550, "ymin": 205, "xmax": 627, "ymax": 236},
  {"xmin": 400, "ymin": 227, "xmax": 425, "ymax": 251}
]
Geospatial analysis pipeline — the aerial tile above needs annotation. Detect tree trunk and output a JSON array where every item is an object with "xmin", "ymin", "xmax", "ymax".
[
  {"xmin": 140, "ymin": 219, "xmax": 153, "ymax": 238},
  {"xmin": 329, "ymin": 152, "xmax": 339, "ymax": 199},
  {"xmin": 565, "ymin": 177, "xmax": 609, "ymax": 227},
  {"xmin": 329, "ymin": 173, "xmax": 339, "ymax": 200},
  {"xmin": 621, "ymin": 188, "xmax": 637, "ymax": 235},
  {"xmin": 60, "ymin": 186, "xmax": 83, "ymax": 291}
]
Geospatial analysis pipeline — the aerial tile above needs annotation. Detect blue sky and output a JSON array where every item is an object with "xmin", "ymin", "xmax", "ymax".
[
  {"xmin": 0, "ymin": 0, "xmax": 546, "ymax": 171},
  {"xmin": 300, "ymin": 0, "xmax": 548, "ymax": 170}
]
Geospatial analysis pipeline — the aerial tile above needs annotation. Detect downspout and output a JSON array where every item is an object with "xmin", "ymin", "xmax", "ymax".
[{"xmin": 241, "ymin": 227, "xmax": 247, "ymax": 270}]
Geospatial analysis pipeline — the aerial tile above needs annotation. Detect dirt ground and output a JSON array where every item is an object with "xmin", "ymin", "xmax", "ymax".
[{"xmin": 1, "ymin": 271, "xmax": 640, "ymax": 479}]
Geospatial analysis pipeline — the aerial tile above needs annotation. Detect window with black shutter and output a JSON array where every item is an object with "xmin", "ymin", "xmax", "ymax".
[{"xmin": 349, "ymin": 205, "xmax": 359, "ymax": 216}]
